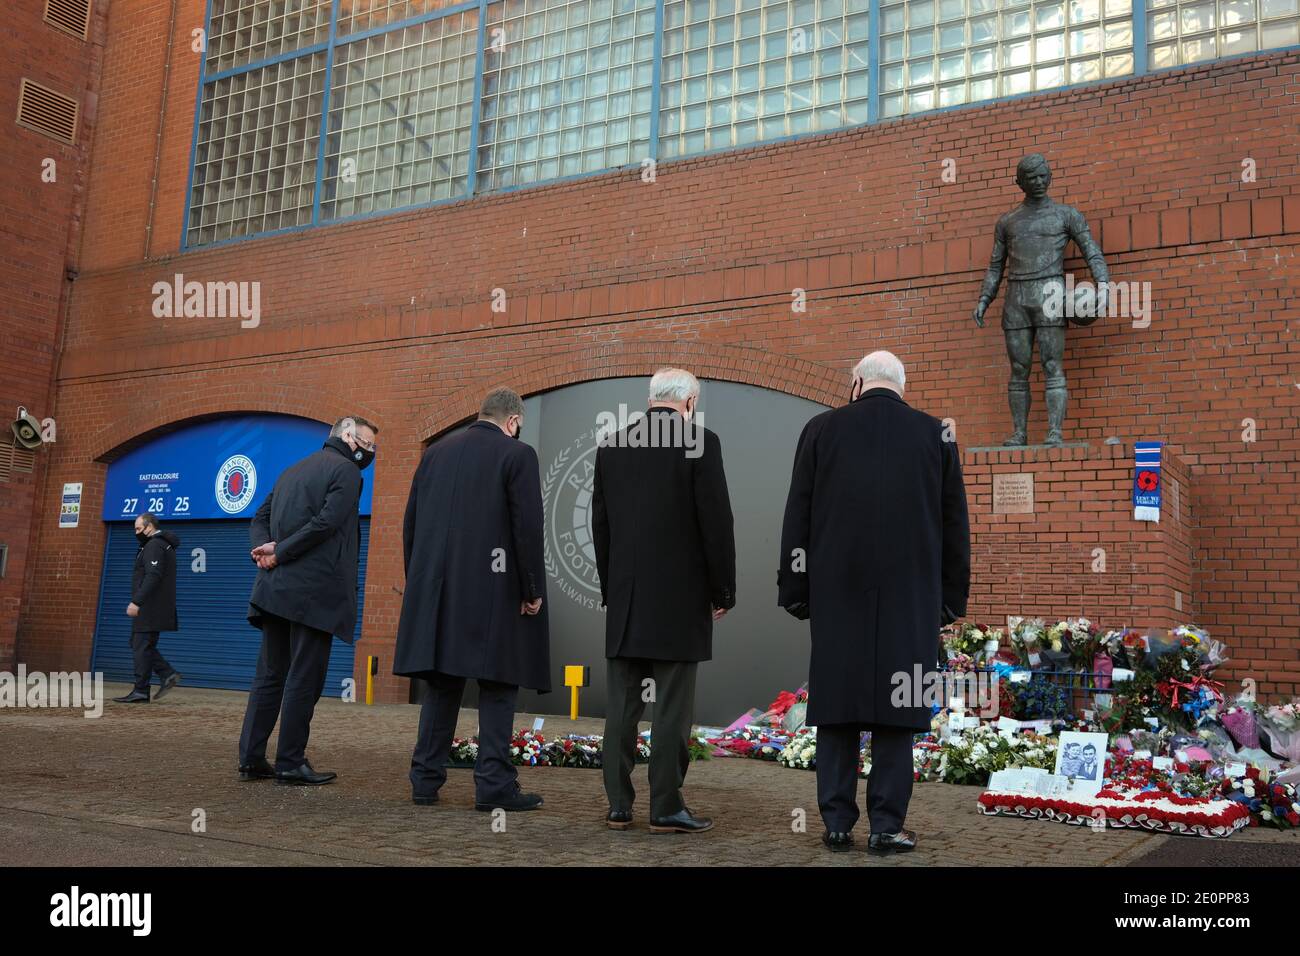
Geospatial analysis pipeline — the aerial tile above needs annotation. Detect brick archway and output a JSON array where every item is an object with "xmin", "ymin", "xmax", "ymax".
[
  {"xmin": 91, "ymin": 383, "xmax": 383, "ymax": 462},
  {"xmin": 417, "ymin": 340, "xmax": 844, "ymax": 440}
]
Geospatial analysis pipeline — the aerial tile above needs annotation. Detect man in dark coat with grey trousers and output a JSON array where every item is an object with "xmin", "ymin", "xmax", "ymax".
[
  {"xmin": 778, "ymin": 351, "xmax": 970, "ymax": 854},
  {"xmin": 592, "ymin": 368, "xmax": 735, "ymax": 834},
  {"xmin": 237, "ymin": 415, "xmax": 377, "ymax": 786},
  {"xmin": 394, "ymin": 387, "xmax": 550, "ymax": 812}
]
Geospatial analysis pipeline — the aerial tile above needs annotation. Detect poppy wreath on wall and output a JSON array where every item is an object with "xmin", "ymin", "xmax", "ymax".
[{"xmin": 976, "ymin": 789, "xmax": 1251, "ymax": 838}]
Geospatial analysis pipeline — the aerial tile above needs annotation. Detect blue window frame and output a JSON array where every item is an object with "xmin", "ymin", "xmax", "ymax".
[{"xmin": 182, "ymin": 0, "xmax": 1300, "ymax": 249}]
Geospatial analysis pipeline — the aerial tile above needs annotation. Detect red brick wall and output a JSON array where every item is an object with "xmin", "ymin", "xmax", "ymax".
[
  {"xmin": 0, "ymin": 1, "xmax": 104, "ymax": 669},
  {"xmin": 964, "ymin": 443, "xmax": 1194, "ymax": 633},
  {"xmin": 15, "ymin": 27, "xmax": 1300, "ymax": 703}
]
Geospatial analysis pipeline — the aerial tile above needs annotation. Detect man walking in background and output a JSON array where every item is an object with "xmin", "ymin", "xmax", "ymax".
[
  {"xmin": 112, "ymin": 513, "xmax": 182, "ymax": 704},
  {"xmin": 394, "ymin": 388, "xmax": 550, "ymax": 813},
  {"xmin": 779, "ymin": 351, "xmax": 970, "ymax": 854},
  {"xmin": 237, "ymin": 416, "xmax": 377, "ymax": 785},
  {"xmin": 592, "ymin": 368, "xmax": 736, "ymax": 834}
]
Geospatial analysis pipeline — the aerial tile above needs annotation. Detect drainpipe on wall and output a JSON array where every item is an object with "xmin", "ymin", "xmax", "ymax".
[{"xmin": 143, "ymin": 0, "xmax": 181, "ymax": 259}]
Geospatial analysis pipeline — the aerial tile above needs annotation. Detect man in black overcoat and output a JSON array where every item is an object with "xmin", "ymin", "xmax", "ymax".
[
  {"xmin": 778, "ymin": 351, "xmax": 970, "ymax": 854},
  {"xmin": 112, "ymin": 512, "xmax": 183, "ymax": 703},
  {"xmin": 237, "ymin": 415, "xmax": 377, "ymax": 785},
  {"xmin": 592, "ymin": 368, "xmax": 736, "ymax": 833},
  {"xmin": 394, "ymin": 388, "xmax": 550, "ymax": 812}
]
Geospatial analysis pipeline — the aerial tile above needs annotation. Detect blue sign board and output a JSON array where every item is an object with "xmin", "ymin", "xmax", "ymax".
[{"xmin": 103, "ymin": 414, "xmax": 374, "ymax": 521}]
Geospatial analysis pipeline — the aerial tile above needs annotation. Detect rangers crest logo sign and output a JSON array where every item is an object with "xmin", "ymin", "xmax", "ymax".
[{"xmin": 215, "ymin": 454, "xmax": 257, "ymax": 514}]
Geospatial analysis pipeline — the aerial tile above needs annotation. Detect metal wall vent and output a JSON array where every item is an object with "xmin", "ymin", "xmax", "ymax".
[{"xmin": 16, "ymin": 78, "xmax": 79, "ymax": 145}]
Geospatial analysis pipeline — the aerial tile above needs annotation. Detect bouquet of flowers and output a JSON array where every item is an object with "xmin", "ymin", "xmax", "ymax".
[
  {"xmin": 778, "ymin": 727, "xmax": 817, "ymax": 770},
  {"xmin": 1009, "ymin": 617, "xmax": 1046, "ymax": 667},
  {"xmin": 759, "ymin": 687, "xmax": 807, "ymax": 727},
  {"xmin": 758, "ymin": 686, "xmax": 809, "ymax": 732},
  {"xmin": 634, "ymin": 733, "xmax": 653, "ymax": 763},
  {"xmin": 1052, "ymin": 617, "xmax": 1102, "ymax": 670},
  {"xmin": 1013, "ymin": 678, "xmax": 1072, "ymax": 720},
  {"xmin": 449, "ymin": 737, "xmax": 479, "ymax": 766},
  {"xmin": 1260, "ymin": 701, "xmax": 1300, "ymax": 763},
  {"xmin": 1220, "ymin": 766, "xmax": 1300, "ymax": 829},
  {"xmin": 546, "ymin": 735, "xmax": 603, "ymax": 769},
  {"xmin": 1109, "ymin": 628, "xmax": 1148, "ymax": 670},
  {"xmin": 1154, "ymin": 675, "xmax": 1224, "ymax": 728},
  {"xmin": 1263, "ymin": 701, "xmax": 1300, "ymax": 732},
  {"xmin": 935, "ymin": 725, "xmax": 1057, "ymax": 786},
  {"xmin": 709, "ymin": 727, "xmax": 786, "ymax": 759},
  {"xmin": 1219, "ymin": 695, "xmax": 1261, "ymax": 751},
  {"xmin": 913, "ymin": 736, "xmax": 943, "ymax": 782},
  {"xmin": 510, "ymin": 730, "xmax": 547, "ymax": 766},
  {"xmin": 941, "ymin": 622, "xmax": 1002, "ymax": 660},
  {"xmin": 945, "ymin": 652, "xmax": 978, "ymax": 674},
  {"xmin": 1096, "ymin": 680, "xmax": 1158, "ymax": 734}
]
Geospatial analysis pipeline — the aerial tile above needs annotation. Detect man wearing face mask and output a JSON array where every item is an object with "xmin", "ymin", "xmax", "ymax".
[
  {"xmin": 112, "ymin": 513, "xmax": 182, "ymax": 704},
  {"xmin": 237, "ymin": 415, "xmax": 378, "ymax": 785},
  {"xmin": 394, "ymin": 388, "xmax": 550, "ymax": 812},
  {"xmin": 778, "ymin": 352, "xmax": 969, "ymax": 855}
]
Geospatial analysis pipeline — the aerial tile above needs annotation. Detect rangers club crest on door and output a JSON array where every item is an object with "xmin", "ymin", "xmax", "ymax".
[
  {"xmin": 541, "ymin": 428, "xmax": 603, "ymax": 610},
  {"xmin": 215, "ymin": 454, "xmax": 257, "ymax": 514}
]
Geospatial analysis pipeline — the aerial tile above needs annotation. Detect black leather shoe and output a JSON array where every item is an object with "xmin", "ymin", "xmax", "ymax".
[
  {"xmin": 649, "ymin": 808, "xmax": 713, "ymax": 834},
  {"xmin": 867, "ymin": 830, "xmax": 918, "ymax": 854},
  {"xmin": 606, "ymin": 808, "xmax": 633, "ymax": 830},
  {"xmin": 412, "ymin": 792, "xmax": 440, "ymax": 806},
  {"xmin": 275, "ymin": 762, "xmax": 337, "ymax": 786},
  {"xmin": 112, "ymin": 691, "xmax": 149, "ymax": 703},
  {"xmin": 238, "ymin": 757, "xmax": 276, "ymax": 781},
  {"xmin": 822, "ymin": 831, "xmax": 854, "ymax": 852},
  {"xmin": 154, "ymin": 673, "xmax": 182, "ymax": 701},
  {"xmin": 475, "ymin": 784, "xmax": 543, "ymax": 812}
]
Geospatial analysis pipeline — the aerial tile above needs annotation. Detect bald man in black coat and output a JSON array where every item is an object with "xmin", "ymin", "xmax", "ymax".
[
  {"xmin": 779, "ymin": 352, "xmax": 969, "ymax": 854},
  {"xmin": 394, "ymin": 388, "xmax": 550, "ymax": 813}
]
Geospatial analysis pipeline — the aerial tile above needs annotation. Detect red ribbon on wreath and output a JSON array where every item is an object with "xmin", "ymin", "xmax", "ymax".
[{"xmin": 1158, "ymin": 675, "xmax": 1225, "ymax": 708}]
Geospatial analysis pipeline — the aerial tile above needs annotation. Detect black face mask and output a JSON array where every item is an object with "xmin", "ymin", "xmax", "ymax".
[
  {"xmin": 351, "ymin": 445, "xmax": 375, "ymax": 470},
  {"xmin": 325, "ymin": 435, "xmax": 373, "ymax": 469},
  {"xmin": 136, "ymin": 531, "xmax": 150, "ymax": 546}
]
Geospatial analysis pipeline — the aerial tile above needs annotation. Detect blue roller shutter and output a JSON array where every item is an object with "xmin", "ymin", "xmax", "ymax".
[{"xmin": 91, "ymin": 518, "xmax": 368, "ymax": 697}]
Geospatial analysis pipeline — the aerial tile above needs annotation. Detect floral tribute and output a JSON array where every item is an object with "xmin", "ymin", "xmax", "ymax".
[
  {"xmin": 976, "ymin": 788, "xmax": 1250, "ymax": 838},
  {"xmin": 445, "ymin": 731, "xmax": 707, "ymax": 769},
  {"xmin": 1219, "ymin": 766, "xmax": 1300, "ymax": 830}
]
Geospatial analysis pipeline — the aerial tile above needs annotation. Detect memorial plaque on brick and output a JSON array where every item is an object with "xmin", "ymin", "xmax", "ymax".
[{"xmin": 993, "ymin": 473, "xmax": 1034, "ymax": 514}]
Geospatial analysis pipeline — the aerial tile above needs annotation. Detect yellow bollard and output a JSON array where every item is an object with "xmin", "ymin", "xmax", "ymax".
[
  {"xmin": 564, "ymin": 665, "xmax": 590, "ymax": 720},
  {"xmin": 366, "ymin": 655, "xmax": 377, "ymax": 706}
]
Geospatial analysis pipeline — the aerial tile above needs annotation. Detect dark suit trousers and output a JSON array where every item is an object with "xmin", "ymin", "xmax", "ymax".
[
  {"xmin": 130, "ymin": 631, "xmax": 176, "ymax": 694},
  {"xmin": 410, "ymin": 671, "xmax": 519, "ymax": 802},
  {"xmin": 238, "ymin": 613, "xmax": 333, "ymax": 771},
  {"xmin": 603, "ymin": 657, "xmax": 697, "ymax": 819},
  {"xmin": 816, "ymin": 723, "xmax": 914, "ymax": 834}
]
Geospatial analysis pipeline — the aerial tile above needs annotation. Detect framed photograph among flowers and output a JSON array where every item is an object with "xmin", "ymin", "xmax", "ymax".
[{"xmin": 1053, "ymin": 731, "xmax": 1109, "ymax": 796}]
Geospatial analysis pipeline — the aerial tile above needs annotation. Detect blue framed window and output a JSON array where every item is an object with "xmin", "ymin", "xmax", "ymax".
[
  {"xmin": 183, "ymin": 0, "xmax": 1300, "ymax": 249},
  {"xmin": 1148, "ymin": 0, "xmax": 1299, "ymax": 66}
]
